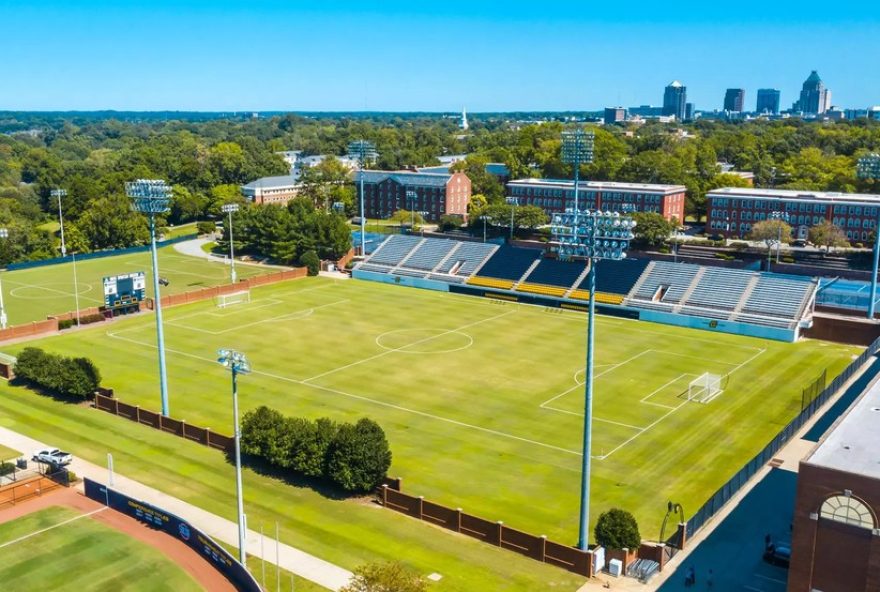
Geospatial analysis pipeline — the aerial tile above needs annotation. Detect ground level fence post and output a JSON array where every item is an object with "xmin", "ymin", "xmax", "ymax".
[{"xmin": 456, "ymin": 508, "xmax": 462, "ymax": 532}]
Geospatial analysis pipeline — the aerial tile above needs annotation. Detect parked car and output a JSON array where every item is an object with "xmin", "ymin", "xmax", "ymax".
[
  {"xmin": 763, "ymin": 541, "xmax": 791, "ymax": 567},
  {"xmin": 32, "ymin": 448, "xmax": 73, "ymax": 467}
]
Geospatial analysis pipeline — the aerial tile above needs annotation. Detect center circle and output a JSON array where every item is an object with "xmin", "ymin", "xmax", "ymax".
[
  {"xmin": 376, "ymin": 329, "xmax": 473, "ymax": 354},
  {"xmin": 9, "ymin": 282, "xmax": 94, "ymax": 300}
]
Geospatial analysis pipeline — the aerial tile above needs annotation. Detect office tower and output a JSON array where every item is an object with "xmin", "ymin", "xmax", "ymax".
[
  {"xmin": 723, "ymin": 88, "xmax": 745, "ymax": 112},
  {"xmin": 663, "ymin": 81, "xmax": 687, "ymax": 120},
  {"xmin": 794, "ymin": 71, "xmax": 830, "ymax": 115},
  {"xmin": 756, "ymin": 89, "xmax": 781, "ymax": 114}
]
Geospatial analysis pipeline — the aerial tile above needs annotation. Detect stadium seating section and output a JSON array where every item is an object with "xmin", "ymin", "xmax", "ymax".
[{"xmin": 355, "ymin": 236, "xmax": 817, "ymax": 332}]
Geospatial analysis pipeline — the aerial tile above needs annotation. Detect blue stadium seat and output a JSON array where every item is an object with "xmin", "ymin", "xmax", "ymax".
[{"xmin": 475, "ymin": 246, "xmax": 542, "ymax": 281}]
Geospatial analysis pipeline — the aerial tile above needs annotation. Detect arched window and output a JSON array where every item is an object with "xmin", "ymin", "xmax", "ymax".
[{"xmin": 820, "ymin": 494, "xmax": 876, "ymax": 529}]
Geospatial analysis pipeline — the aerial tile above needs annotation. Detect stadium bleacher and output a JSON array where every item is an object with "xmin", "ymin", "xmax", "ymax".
[
  {"xmin": 739, "ymin": 275, "xmax": 814, "ymax": 320},
  {"xmin": 404, "ymin": 239, "xmax": 458, "ymax": 271},
  {"xmin": 436, "ymin": 241, "xmax": 497, "ymax": 276},
  {"xmin": 369, "ymin": 235, "xmax": 423, "ymax": 266},
  {"xmin": 630, "ymin": 262, "xmax": 701, "ymax": 304},
  {"xmin": 473, "ymin": 245, "xmax": 542, "ymax": 281},
  {"xmin": 685, "ymin": 268, "xmax": 754, "ymax": 310}
]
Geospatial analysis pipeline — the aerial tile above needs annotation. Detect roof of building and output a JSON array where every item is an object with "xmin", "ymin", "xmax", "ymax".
[
  {"xmin": 416, "ymin": 165, "xmax": 451, "ymax": 174},
  {"xmin": 507, "ymin": 178, "xmax": 687, "ymax": 193},
  {"xmin": 361, "ymin": 170, "xmax": 452, "ymax": 187},
  {"xmin": 667, "ymin": 80, "xmax": 683, "ymax": 88},
  {"xmin": 241, "ymin": 175, "xmax": 299, "ymax": 191},
  {"xmin": 707, "ymin": 187, "xmax": 880, "ymax": 204},
  {"xmin": 485, "ymin": 163, "xmax": 510, "ymax": 176},
  {"xmin": 807, "ymin": 374, "xmax": 880, "ymax": 479},
  {"xmin": 805, "ymin": 70, "xmax": 822, "ymax": 84}
]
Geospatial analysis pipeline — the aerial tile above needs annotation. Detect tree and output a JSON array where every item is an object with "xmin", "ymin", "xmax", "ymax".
[
  {"xmin": 594, "ymin": 508, "xmax": 641, "ymax": 550},
  {"xmin": 749, "ymin": 218, "xmax": 792, "ymax": 248},
  {"xmin": 631, "ymin": 212, "xmax": 674, "ymax": 248},
  {"xmin": 325, "ymin": 418, "xmax": 392, "ymax": 492},
  {"xmin": 808, "ymin": 220, "xmax": 849, "ymax": 253},
  {"xmin": 300, "ymin": 250, "xmax": 320, "ymax": 276},
  {"xmin": 240, "ymin": 406, "xmax": 286, "ymax": 459},
  {"xmin": 389, "ymin": 209, "xmax": 424, "ymax": 227},
  {"xmin": 438, "ymin": 214, "xmax": 463, "ymax": 232},
  {"xmin": 340, "ymin": 562, "xmax": 427, "ymax": 592}
]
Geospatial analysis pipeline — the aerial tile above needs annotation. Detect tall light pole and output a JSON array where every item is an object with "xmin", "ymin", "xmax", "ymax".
[
  {"xmin": 561, "ymin": 129, "xmax": 596, "ymax": 220},
  {"xmin": 506, "ymin": 196, "xmax": 518, "ymax": 241},
  {"xmin": 347, "ymin": 140, "xmax": 379, "ymax": 256},
  {"xmin": 552, "ymin": 208, "xmax": 635, "ymax": 551},
  {"xmin": 480, "ymin": 215, "xmax": 489, "ymax": 243},
  {"xmin": 51, "ymin": 188, "xmax": 80, "ymax": 325},
  {"xmin": 126, "ymin": 180, "xmax": 173, "ymax": 417},
  {"xmin": 222, "ymin": 203, "xmax": 240, "ymax": 284},
  {"xmin": 406, "ymin": 190, "xmax": 417, "ymax": 232},
  {"xmin": 770, "ymin": 211, "xmax": 789, "ymax": 266},
  {"xmin": 217, "ymin": 348, "xmax": 251, "ymax": 566},
  {"xmin": 870, "ymin": 207, "xmax": 880, "ymax": 320},
  {"xmin": 0, "ymin": 228, "xmax": 7, "ymax": 329}
]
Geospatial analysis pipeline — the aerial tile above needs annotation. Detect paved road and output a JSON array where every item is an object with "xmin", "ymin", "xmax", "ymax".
[
  {"xmin": 0, "ymin": 426, "xmax": 353, "ymax": 591},
  {"xmin": 173, "ymin": 237, "xmax": 290, "ymax": 269}
]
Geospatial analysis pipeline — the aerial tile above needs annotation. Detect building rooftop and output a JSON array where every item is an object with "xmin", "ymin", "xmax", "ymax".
[
  {"xmin": 508, "ymin": 178, "xmax": 687, "ymax": 193},
  {"xmin": 241, "ymin": 175, "xmax": 299, "ymax": 190},
  {"xmin": 807, "ymin": 374, "xmax": 880, "ymax": 479},
  {"xmin": 707, "ymin": 187, "xmax": 880, "ymax": 204},
  {"xmin": 361, "ymin": 170, "xmax": 452, "ymax": 187}
]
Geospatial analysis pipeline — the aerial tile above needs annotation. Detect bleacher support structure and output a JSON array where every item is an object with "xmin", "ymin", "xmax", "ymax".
[{"xmin": 353, "ymin": 235, "xmax": 817, "ymax": 342}]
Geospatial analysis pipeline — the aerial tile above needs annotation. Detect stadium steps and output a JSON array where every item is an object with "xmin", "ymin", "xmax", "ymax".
[
  {"xmin": 467, "ymin": 246, "xmax": 497, "ymax": 278},
  {"xmin": 513, "ymin": 258, "xmax": 543, "ymax": 290},
  {"xmin": 564, "ymin": 262, "xmax": 592, "ymax": 299},
  {"xmin": 431, "ymin": 241, "xmax": 463, "ymax": 274},
  {"xmin": 625, "ymin": 260, "xmax": 657, "ymax": 300},
  {"xmin": 732, "ymin": 275, "xmax": 762, "ymax": 315},
  {"xmin": 391, "ymin": 238, "xmax": 427, "ymax": 272},
  {"xmin": 672, "ymin": 267, "xmax": 707, "ymax": 314}
]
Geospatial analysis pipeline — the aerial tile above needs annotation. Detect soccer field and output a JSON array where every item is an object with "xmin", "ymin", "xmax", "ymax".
[
  {"xmin": 0, "ymin": 245, "xmax": 276, "ymax": 326},
  {"xmin": 7, "ymin": 277, "xmax": 860, "ymax": 541},
  {"xmin": 0, "ymin": 506, "xmax": 202, "ymax": 591}
]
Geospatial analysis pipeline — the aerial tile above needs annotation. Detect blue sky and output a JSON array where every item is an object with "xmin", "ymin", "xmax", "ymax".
[{"xmin": 1, "ymin": 1, "xmax": 878, "ymax": 112}]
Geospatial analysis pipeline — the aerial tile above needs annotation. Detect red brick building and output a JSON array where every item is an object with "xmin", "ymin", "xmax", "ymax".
[
  {"xmin": 505, "ymin": 179, "xmax": 687, "ymax": 221},
  {"xmin": 240, "ymin": 175, "xmax": 300, "ymax": 205},
  {"xmin": 789, "ymin": 379, "xmax": 880, "ymax": 592},
  {"xmin": 706, "ymin": 187, "xmax": 880, "ymax": 243},
  {"xmin": 358, "ymin": 170, "xmax": 471, "ymax": 222}
]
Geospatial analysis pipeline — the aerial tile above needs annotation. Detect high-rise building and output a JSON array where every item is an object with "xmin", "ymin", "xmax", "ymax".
[
  {"xmin": 604, "ymin": 107, "xmax": 626, "ymax": 125},
  {"xmin": 662, "ymin": 81, "xmax": 687, "ymax": 120},
  {"xmin": 756, "ymin": 89, "xmax": 781, "ymax": 114},
  {"xmin": 794, "ymin": 71, "xmax": 831, "ymax": 115},
  {"xmin": 723, "ymin": 88, "xmax": 745, "ymax": 112},
  {"xmin": 685, "ymin": 103, "xmax": 695, "ymax": 121}
]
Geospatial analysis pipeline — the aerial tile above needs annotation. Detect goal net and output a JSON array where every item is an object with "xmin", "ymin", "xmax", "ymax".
[
  {"xmin": 215, "ymin": 290, "xmax": 250, "ymax": 308},
  {"xmin": 688, "ymin": 373, "xmax": 723, "ymax": 403}
]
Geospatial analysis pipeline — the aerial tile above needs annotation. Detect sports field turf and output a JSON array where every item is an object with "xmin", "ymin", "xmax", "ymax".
[
  {"xmin": 0, "ymin": 245, "xmax": 275, "ymax": 326},
  {"xmin": 5, "ymin": 277, "xmax": 860, "ymax": 542},
  {"xmin": 0, "ymin": 506, "xmax": 202, "ymax": 591}
]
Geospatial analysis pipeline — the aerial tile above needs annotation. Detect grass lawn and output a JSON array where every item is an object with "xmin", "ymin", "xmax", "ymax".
[
  {"xmin": 162, "ymin": 222, "xmax": 199, "ymax": 240},
  {"xmin": 0, "ymin": 245, "xmax": 276, "ymax": 326},
  {"xmin": 3, "ymin": 277, "xmax": 859, "ymax": 538},
  {"xmin": 0, "ymin": 443, "xmax": 20, "ymax": 461},
  {"xmin": 0, "ymin": 506, "xmax": 202, "ymax": 591}
]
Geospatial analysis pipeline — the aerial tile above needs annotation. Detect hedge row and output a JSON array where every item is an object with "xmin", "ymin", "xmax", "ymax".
[
  {"xmin": 241, "ymin": 406, "xmax": 392, "ymax": 492},
  {"xmin": 14, "ymin": 347, "xmax": 101, "ymax": 398},
  {"xmin": 58, "ymin": 313, "xmax": 105, "ymax": 330}
]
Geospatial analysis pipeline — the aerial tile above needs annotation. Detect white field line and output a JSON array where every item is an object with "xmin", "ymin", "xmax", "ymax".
[
  {"xmin": 125, "ymin": 261, "xmax": 223, "ymax": 281},
  {"xmin": 166, "ymin": 300, "xmax": 349, "ymax": 336},
  {"xmin": 207, "ymin": 298, "xmax": 284, "ymax": 318},
  {"xmin": 640, "ymin": 373, "xmax": 696, "ymax": 409},
  {"xmin": 538, "ymin": 350, "xmax": 653, "ymax": 408},
  {"xmin": 4, "ymin": 279, "xmax": 104, "ymax": 304},
  {"xmin": 301, "ymin": 309, "xmax": 516, "ymax": 383},
  {"xmin": 542, "ymin": 406, "xmax": 644, "ymax": 431},
  {"xmin": 0, "ymin": 507, "xmax": 107, "ymax": 550}
]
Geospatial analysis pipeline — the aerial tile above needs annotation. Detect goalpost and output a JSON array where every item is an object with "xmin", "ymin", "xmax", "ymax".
[
  {"xmin": 215, "ymin": 290, "xmax": 251, "ymax": 308},
  {"xmin": 688, "ymin": 372, "xmax": 724, "ymax": 403}
]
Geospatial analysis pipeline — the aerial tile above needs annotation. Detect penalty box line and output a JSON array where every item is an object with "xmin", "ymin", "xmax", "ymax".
[
  {"xmin": 165, "ymin": 300, "xmax": 350, "ymax": 336},
  {"xmin": 0, "ymin": 507, "xmax": 107, "ymax": 551}
]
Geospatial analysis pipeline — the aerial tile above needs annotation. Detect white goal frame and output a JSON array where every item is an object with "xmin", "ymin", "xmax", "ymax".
[
  {"xmin": 688, "ymin": 372, "xmax": 723, "ymax": 403},
  {"xmin": 215, "ymin": 290, "xmax": 251, "ymax": 308}
]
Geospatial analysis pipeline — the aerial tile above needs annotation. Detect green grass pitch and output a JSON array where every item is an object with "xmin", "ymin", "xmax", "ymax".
[
  {"xmin": 0, "ymin": 506, "xmax": 202, "ymax": 591},
  {"xmin": 0, "ymin": 245, "xmax": 276, "ymax": 326},
  {"xmin": 5, "ymin": 276, "xmax": 859, "ymax": 543}
]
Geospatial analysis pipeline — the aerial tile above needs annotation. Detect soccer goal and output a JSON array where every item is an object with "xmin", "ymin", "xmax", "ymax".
[
  {"xmin": 215, "ymin": 290, "xmax": 250, "ymax": 308},
  {"xmin": 688, "ymin": 372, "xmax": 724, "ymax": 403}
]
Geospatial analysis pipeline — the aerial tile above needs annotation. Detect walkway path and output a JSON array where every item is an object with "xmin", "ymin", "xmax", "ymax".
[
  {"xmin": 0, "ymin": 426, "xmax": 353, "ymax": 591},
  {"xmin": 173, "ymin": 237, "xmax": 291, "ymax": 270}
]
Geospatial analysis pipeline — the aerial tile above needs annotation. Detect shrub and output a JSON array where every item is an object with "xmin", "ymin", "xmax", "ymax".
[
  {"xmin": 0, "ymin": 462, "xmax": 15, "ymax": 476},
  {"xmin": 594, "ymin": 508, "xmax": 641, "ymax": 550},
  {"xmin": 438, "ymin": 214, "xmax": 463, "ymax": 232},
  {"xmin": 300, "ymin": 250, "xmax": 320, "ymax": 276},
  {"xmin": 240, "ymin": 406, "xmax": 285, "ymax": 458},
  {"xmin": 65, "ymin": 470, "xmax": 78, "ymax": 483},
  {"xmin": 14, "ymin": 347, "xmax": 101, "ymax": 399},
  {"xmin": 325, "ymin": 418, "xmax": 392, "ymax": 492},
  {"xmin": 341, "ymin": 562, "xmax": 427, "ymax": 592},
  {"xmin": 197, "ymin": 221, "xmax": 216, "ymax": 235},
  {"xmin": 58, "ymin": 319, "xmax": 75, "ymax": 330},
  {"xmin": 729, "ymin": 241, "xmax": 750, "ymax": 251}
]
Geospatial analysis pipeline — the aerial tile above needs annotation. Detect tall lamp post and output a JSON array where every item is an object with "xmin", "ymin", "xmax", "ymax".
[
  {"xmin": 217, "ymin": 348, "xmax": 251, "ymax": 565},
  {"xmin": 552, "ymin": 208, "xmax": 636, "ymax": 550},
  {"xmin": 870, "ymin": 207, "xmax": 880, "ymax": 320},
  {"xmin": 506, "ymin": 196, "xmax": 518, "ymax": 241},
  {"xmin": 0, "ymin": 228, "xmax": 7, "ymax": 329},
  {"xmin": 480, "ymin": 215, "xmax": 489, "ymax": 243},
  {"xmin": 347, "ymin": 140, "xmax": 379, "ymax": 256},
  {"xmin": 221, "ymin": 203, "xmax": 240, "ymax": 284},
  {"xmin": 126, "ymin": 180, "xmax": 173, "ymax": 417},
  {"xmin": 561, "ymin": 129, "xmax": 595, "ymax": 219},
  {"xmin": 406, "ymin": 190, "xmax": 418, "ymax": 232},
  {"xmin": 769, "ymin": 211, "xmax": 790, "ymax": 266},
  {"xmin": 51, "ymin": 188, "xmax": 80, "ymax": 325}
]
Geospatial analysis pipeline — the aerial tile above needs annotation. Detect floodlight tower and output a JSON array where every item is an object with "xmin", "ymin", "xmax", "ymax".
[
  {"xmin": 551, "ymin": 208, "xmax": 635, "ymax": 551},
  {"xmin": 769, "ymin": 211, "xmax": 790, "ymax": 268},
  {"xmin": 0, "ymin": 228, "xmax": 7, "ymax": 329},
  {"xmin": 561, "ymin": 129, "xmax": 596, "ymax": 219},
  {"xmin": 126, "ymin": 180, "xmax": 173, "ymax": 416},
  {"xmin": 217, "ymin": 348, "xmax": 251, "ymax": 565},
  {"xmin": 871, "ymin": 209, "xmax": 880, "ymax": 320},
  {"xmin": 51, "ymin": 189, "xmax": 68, "ymax": 257},
  {"xmin": 406, "ymin": 190, "xmax": 417, "ymax": 232},
  {"xmin": 221, "ymin": 203, "xmax": 240, "ymax": 284},
  {"xmin": 347, "ymin": 140, "xmax": 379, "ymax": 255},
  {"xmin": 505, "ymin": 196, "xmax": 518, "ymax": 241}
]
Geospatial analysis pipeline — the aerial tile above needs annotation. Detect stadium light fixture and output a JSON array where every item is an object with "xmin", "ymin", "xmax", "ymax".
[
  {"xmin": 406, "ymin": 190, "xmax": 418, "ymax": 232},
  {"xmin": 347, "ymin": 140, "xmax": 379, "ymax": 256},
  {"xmin": 126, "ymin": 179, "xmax": 173, "ymax": 417},
  {"xmin": 51, "ymin": 188, "xmax": 80, "ymax": 325},
  {"xmin": 0, "ymin": 228, "xmax": 7, "ymax": 329},
  {"xmin": 551, "ymin": 208, "xmax": 636, "ymax": 551},
  {"xmin": 221, "ymin": 203, "xmax": 240, "ymax": 284},
  {"xmin": 217, "ymin": 348, "xmax": 251, "ymax": 566},
  {"xmin": 561, "ymin": 129, "xmax": 595, "ymax": 219},
  {"xmin": 769, "ymin": 211, "xmax": 790, "ymax": 268},
  {"xmin": 479, "ymin": 215, "xmax": 489, "ymax": 243},
  {"xmin": 506, "ymin": 196, "xmax": 518, "ymax": 241}
]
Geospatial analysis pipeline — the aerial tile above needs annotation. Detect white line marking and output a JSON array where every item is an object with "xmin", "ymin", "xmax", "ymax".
[
  {"xmin": 166, "ymin": 300, "xmax": 349, "ymax": 335},
  {"xmin": 4, "ymin": 279, "xmax": 103, "ymax": 304},
  {"xmin": 754, "ymin": 574, "xmax": 787, "ymax": 584},
  {"xmin": 539, "ymin": 350, "xmax": 653, "ymax": 408},
  {"xmin": 0, "ymin": 507, "xmax": 107, "ymax": 550}
]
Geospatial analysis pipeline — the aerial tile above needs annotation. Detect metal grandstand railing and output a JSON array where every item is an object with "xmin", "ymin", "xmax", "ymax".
[{"xmin": 675, "ymin": 336, "xmax": 880, "ymax": 543}]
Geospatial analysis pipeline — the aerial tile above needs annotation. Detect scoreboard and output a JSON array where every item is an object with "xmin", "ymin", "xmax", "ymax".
[{"xmin": 103, "ymin": 272, "xmax": 146, "ymax": 309}]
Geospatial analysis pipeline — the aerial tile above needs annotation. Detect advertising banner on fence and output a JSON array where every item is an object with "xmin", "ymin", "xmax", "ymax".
[{"xmin": 84, "ymin": 478, "xmax": 260, "ymax": 592}]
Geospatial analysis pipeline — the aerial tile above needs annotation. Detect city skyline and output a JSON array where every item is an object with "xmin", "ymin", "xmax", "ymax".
[{"xmin": 0, "ymin": 1, "xmax": 878, "ymax": 112}]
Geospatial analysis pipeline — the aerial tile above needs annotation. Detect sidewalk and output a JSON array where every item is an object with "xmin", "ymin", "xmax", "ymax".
[
  {"xmin": 173, "ymin": 237, "xmax": 291, "ymax": 270},
  {"xmin": 0, "ymin": 426, "xmax": 352, "ymax": 591}
]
